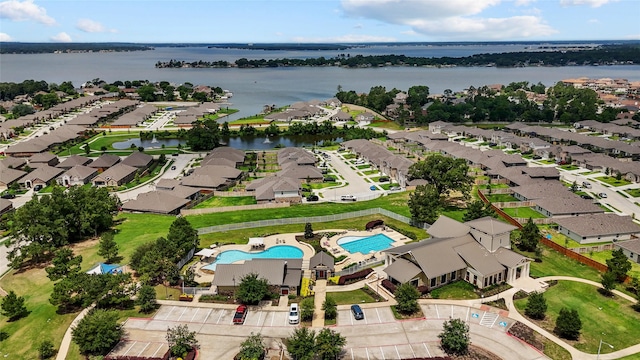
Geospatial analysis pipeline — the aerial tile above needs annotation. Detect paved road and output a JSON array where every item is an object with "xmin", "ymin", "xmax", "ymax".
[
  {"xmin": 319, "ymin": 150, "xmax": 380, "ymax": 202},
  {"xmin": 560, "ymin": 170, "xmax": 640, "ymax": 217}
]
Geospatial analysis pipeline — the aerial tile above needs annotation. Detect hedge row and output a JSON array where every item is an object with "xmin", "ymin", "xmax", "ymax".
[
  {"xmin": 338, "ymin": 268, "xmax": 373, "ymax": 285},
  {"xmin": 381, "ymin": 279, "xmax": 396, "ymax": 293},
  {"xmin": 385, "ymin": 223, "xmax": 418, "ymax": 240}
]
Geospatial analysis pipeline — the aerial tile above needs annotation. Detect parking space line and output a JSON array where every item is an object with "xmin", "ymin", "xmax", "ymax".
[
  {"xmin": 350, "ymin": 313, "xmax": 353, "ymax": 326},
  {"xmin": 465, "ymin": 307, "xmax": 470, "ymax": 322},
  {"xmin": 365, "ymin": 347, "xmax": 370, "ymax": 360},
  {"xmin": 163, "ymin": 306, "xmax": 176, "ymax": 320},
  {"xmin": 408, "ymin": 344, "xmax": 416, "ymax": 358},
  {"xmin": 189, "ymin": 308, "xmax": 199, "ymax": 323},
  {"xmin": 216, "ymin": 310, "xmax": 225, "ymax": 324},
  {"xmin": 423, "ymin": 343, "xmax": 431, "ymax": 358},
  {"xmin": 256, "ymin": 311, "xmax": 263, "ymax": 326},
  {"xmin": 376, "ymin": 308, "xmax": 381, "ymax": 323},
  {"xmin": 137, "ymin": 343, "xmax": 150, "ymax": 356},
  {"xmin": 176, "ymin": 307, "xmax": 187, "ymax": 321},
  {"xmin": 379, "ymin": 347, "xmax": 385, "ymax": 359},
  {"xmin": 270, "ymin": 313, "xmax": 275, "ymax": 326},
  {"xmin": 451, "ymin": 305, "xmax": 454, "ymax": 318},
  {"xmin": 490, "ymin": 314, "xmax": 499, "ymax": 328},
  {"xmin": 123, "ymin": 341, "xmax": 137, "ymax": 356},
  {"xmin": 151, "ymin": 344, "xmax": 164, "ymax": 358},
  {"xmin": 201, "ymin": 308, "xmax": 212, "ymax": 323},
  {"xmin": 350, "ymin": 348, "xmax": 354, "ymax": 360},
  {"xmin": 435, "ymin": 305, "xmax": 440, "ymax": 319},
  {"xmin": 395, "ymin": 345, "xmax": 401, "ymax": 359}
]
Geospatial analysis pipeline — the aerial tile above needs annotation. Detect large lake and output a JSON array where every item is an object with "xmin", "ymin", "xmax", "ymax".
[{"xmin": 2, "ymin": 44, "xmax": 639, "ymax": 120}]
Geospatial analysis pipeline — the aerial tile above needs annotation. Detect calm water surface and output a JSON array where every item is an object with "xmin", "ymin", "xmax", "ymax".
[{"xmin": 2, "ymin": 45, "xmax": 639, "ymax": 120}]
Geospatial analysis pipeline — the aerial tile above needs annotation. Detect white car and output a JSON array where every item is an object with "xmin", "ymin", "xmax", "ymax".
[
  {"xmin": 599, "ymin": 192, "xmax": 608, "ymax": 198},
  {"xmin": 289, "ymin": 303, "xmax": 299, "ymax": 324}
]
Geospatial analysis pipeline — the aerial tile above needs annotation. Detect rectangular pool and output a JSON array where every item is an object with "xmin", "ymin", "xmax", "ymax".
[{"xmin": 337, "ymin": 233, "xmax": 394, "ymax": 254}]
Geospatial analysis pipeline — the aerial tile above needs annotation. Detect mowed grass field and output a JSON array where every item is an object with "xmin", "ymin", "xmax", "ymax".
[{"xmin": 514, "ymin": 281, "xmax": 640, "ymax": 354}]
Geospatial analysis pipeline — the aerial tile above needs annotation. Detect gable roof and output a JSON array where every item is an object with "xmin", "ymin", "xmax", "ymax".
[
  {"xmin": 309, "ymin": 251, "xmax": 335, "ymax": 270},
  {"xmin": 464, "ymin": 216, "xmax": 517, "ymax": 235},
  {"xmin": 383, "ymin": 257, "xmax": 422, "ymax": 283},
  {"xmin": 212, "ymin": 259, "xmax": 302, "ymax": 287},
  {"xmin": 428, "ymin": 215, "xmax": 470, "ymax": 238},
  {"xmin": 97, "ymin": 163, "xmax": 137, "ymax": 182},
  {"xmin": 121, "ymin": 152, "xmax": 153, "ymax": 168},
  {"xmin": 56, "ymin": 155, "xmax": 92, "ymax": 169},
  {"xmin": 121, "ymin": 191, "xmax": 189, "ymax": 214},
  {"xmin": 554, "ymin": 213, "xmax": 640, "ymax": 237},
  {"xmin": 20, "ymin": 165, "xmax": 64, "ymax": 183},
  {"xmin": 90, "ymin": 154, "xmax": 121, "ymax": 168}
]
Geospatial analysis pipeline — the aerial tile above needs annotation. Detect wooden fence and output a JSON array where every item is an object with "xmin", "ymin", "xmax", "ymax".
[{"xmin": 477, "ymin": 189, "xmax": 611, "ymax": 274}]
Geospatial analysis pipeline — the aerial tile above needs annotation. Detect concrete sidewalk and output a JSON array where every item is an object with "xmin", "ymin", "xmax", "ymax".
[{"xmin": 311, "ymin": 279, "xmax": 326, "ymax": 328}]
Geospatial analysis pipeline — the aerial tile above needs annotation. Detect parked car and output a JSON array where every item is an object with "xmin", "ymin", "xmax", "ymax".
[
  {"xmin": 389, "ymin": 186, "xmax": 401, "ymax": 191},
  {"xmin": 33, "ymin": 185, "xmax": 43, "ymax": 191},
  {"xmin": 582, "ymin": 181, "xmax": 592, "ymax": 189},
  {"xmin": 233, "ymin": 304, "xmax": 248, "ymax": 325},
  {"xmin": 378, "ymin": 176, "xmax": 389, "ymax": 182},
  {"xmin": 341, "ymin": 195, "xmax": 357, "ymax": 201},
  {"xmin": 370, "ymin": 185, "xmax": 377, "ymax": 191},
  {"xmin": 599, "ymin": 192, "xmax": 608, "ymax": 198},
  {"xmin": 1, "ymin": 192, "xmax": 15, "ymax": 199},
  {"xmin": 289, "ymin": 303, "xmax": 300, "ymax": 325},
  {"xmin": 580, "ymin": 194, "xmax": 593, "ymax": 200},
  {"xmin": 170, "ymin": 165, "xmax": 177, "ymax": 170},
  {"xmin": 351, "ymin": 304, "xmax": 364, "ymax": 320},
  {"xmin": 307, "ymin": 195, "xmax": 319, "ymax": 201},
  {"xmin": 532, "ymin": 155, "xmax": 542, "ymax": 160}
]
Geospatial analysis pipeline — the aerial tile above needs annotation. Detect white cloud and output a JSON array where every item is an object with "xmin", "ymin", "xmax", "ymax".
[
  {"xmin": 340, "ymin": 0, "xmax": 556, "ymax": 40},
  {"xmin": 292, "ymin": 34, "xmax": 396, "ymax": 43},
  {"xmin": 50, "ymin": 32, "xmax": 71, "ymax": 42},
  {"xmin": 559, "ymin": 0, "xmax": 616, "ymax": 7},
  {"xmin": 76, "ymin": 18, "xmax": 111, "ymax": 33},
  {"xmin": 0, "ymin": 0, "xmax": 55, "ymax": 25},
  {"xmin": 515, "ymin": 0, "xmax": 537, "ymax": 5},
  {"xmin": 588, "ymin": 18, "xmax": 599, "ymax": 23},
  {"xmin": 0, "ymin": 32, "xmax": 12, "ymax": 41}
]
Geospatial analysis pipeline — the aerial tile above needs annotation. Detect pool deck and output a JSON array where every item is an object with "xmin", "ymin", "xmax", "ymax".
[
  {"xmin": 321, "ymin": 227, "xmax": 412, "ymax": 271},
  {"xmin": 194, "ymin": 227, "xmax": 412, "ymax": 283}
]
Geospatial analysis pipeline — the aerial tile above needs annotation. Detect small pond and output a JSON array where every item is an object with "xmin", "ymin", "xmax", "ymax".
[{"xmin": 112, "ymin": 135, "xmax": 342, "ymax": 150}]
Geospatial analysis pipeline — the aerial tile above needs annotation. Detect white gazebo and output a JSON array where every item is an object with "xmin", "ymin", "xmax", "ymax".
[{"xmin": 248, "ymin": 237, "xmax": 265, "ymax": 250}]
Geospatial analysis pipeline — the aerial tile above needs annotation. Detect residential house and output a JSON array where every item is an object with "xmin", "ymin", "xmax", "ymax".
[
  {"xmin": 121, "ymin": 191, "xmax": 190, "ymax": 215},
  {"xmin": 0, "ymin": 199, "xmax": 13, "ymax": 216},
  {"xmin": 89, "ymin": 154, "xmax": 121, "ymax": 172},
  {"xmin": 212, "ymin": 259, "xmax": 302, "ymax": 296},
  {"xmin": 554, "ymin": 214, "xmax": 640, "ymax": 244},
  {"xmin": 56, "ymin": 155, "xmax": 93, "ymax": 170},
  {"xmin": 121, "ymin": 151, "xmax": 153, "ymax": 170},
  {"xmin": 56, "ymin": 165, "xmax": 98, "ymax": 187},
  {"xmin": 331, "ymin": 110, "xmax": 352, "ymax": 122},
  {"xmin": 0, "ymin": 163, "xmax": 26, "ymax": 191},
  {"xmin": 19, "ymin": 165, "xmax": 63, "ymax": 189},
  {"xmin": 92, "ymin": 163, "xmax": 138, "ymax": 187},
  {"xmin": 28, "ymin": 152, "xmax": 59, "ymax": 167},
  {"xmin": 245, "ymin": 175, "xmax": 301, "ymax": 203},
  {"xmin": 614, "ymin": 239, "xmax": 640, "ymax": 264}
]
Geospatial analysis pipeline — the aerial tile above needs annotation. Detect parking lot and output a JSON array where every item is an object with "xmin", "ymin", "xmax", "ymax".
[
  {"xmin": 420, "ymin": 303, "xmax": 514, "ymax": 333},
  {"xmin": 337, "ymin": 306, "xmax": 396, "ymax": 326}
]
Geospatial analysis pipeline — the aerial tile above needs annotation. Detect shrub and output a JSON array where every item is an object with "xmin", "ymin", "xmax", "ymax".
[
  {"xmin": 381, "ymin": 279, "xmax": 396, "ymax": 293},
  {"xmin": 385, "ymin": 223, "xmax": 418, "ymax": 240},
  {"xmin": 338, "ymin": 268, "xmax": 373, "ymax": 285}
]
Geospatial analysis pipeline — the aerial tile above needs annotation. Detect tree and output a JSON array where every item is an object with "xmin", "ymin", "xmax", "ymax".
[
  {"xmin": 1, "ymin": 290, "xmax": 28, "ymax": 321},
  {"xmin": 394, "ymin": 283, "xmax": 421, "ymax": 314},
  {"xmin": 167, "ymin": 217, "xmax": 200, "ymax": 257},
  {"xmin": 600, "ymin": 271, "xmax": 616, "ymax": 296},
  {"xmin": 570, "ymin": 180, "xmax": 578, "ymax": 192},
  {"xmin": 166, "ymin": 324, "xmax": 199, "ymax": 357},
  {"xmin": 518, "ymin": 218, "xmax": 540, "ymax": 252},
  {"xmin": 606, "ymin": 249, "xmax": 632, "ymax": 282},
  {"xmin": 236, "ymin": 273, "xmax": 270, "ymax": 305},
  {"xmin": 408, "ymin": 184, "xmax": 442, "ymax": 224},
  {"xmin": 97, "ymin": 231, "xmax": 120, "ymax": 264},
  {"xmin": 315, "ymin": 328, "xmax": 347, "ymax": 360},
  {"xmin": 300, "ymin": 297, "xmax": 314, "ymax": 322},
  {"xmin": 408, "ymin": 155, "xmax": 473, "ymax": 198},
  {"xmin": 38, "ymin": 340, "xmax": 55, "ymax": 359},
  {"xmin": 463, "ymin": 199, "xmax": 495, "ymax": 222},
  {"xmin": 304, "ymin": 222, "xmax": 314, "ymax": 239},
  {"xmin": 45, "ymin": 248, "xmax": 82, "ymax": 281},
  {"xmin": 237, "ymin": 332, "xmax": 265, "ymax": 360},
  {"xmin": 438, "ymin": 318, "xmax": 470, "ymax": 356},
  {"xmin": 322, "ymin": 296, "xmax": 337, "ymax": 320},
  {"xmin": 286, "ymin": 327, "xmax": 316, "ymax": 360},
  {"xmin": 524, "ymin": 292, "xmax": 547, "ymax": 320},
  {"xmin": 11, "ymin": 103, "xmax": 35, "ymax": 117},
  {"xmin": 72, "ymin": 309, "xmax": 123, "ymax": 356},
  {"xmin": 136, "ymin": 284, "xmax": 158, "ymax": 313},
  {"xmin": 554, "ymin": 307, "xmax": 582, "ymax": 340},
  {"xmin": 186, "ymin": 118, "xmax": 221, "ymax": 151}
]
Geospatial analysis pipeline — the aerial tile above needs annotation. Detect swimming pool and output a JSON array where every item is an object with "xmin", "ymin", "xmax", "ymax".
[
  {"xmin": 337, "ymin": 233, "xmax": 394, "ymax": 254},
  {"xmin": 202, "ymin": 245, "xmax": 303, "ymax": 271}
]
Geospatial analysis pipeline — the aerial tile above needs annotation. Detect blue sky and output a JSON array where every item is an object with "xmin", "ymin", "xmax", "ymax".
[{"xmin": 0, "ymin": 0, "xmax": 638, "ymax": 43}]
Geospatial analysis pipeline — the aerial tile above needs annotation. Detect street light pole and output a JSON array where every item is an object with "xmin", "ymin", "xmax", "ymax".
[{"xmin": 597, "ymin": 339, "xmax": 614, "ymax": 360}]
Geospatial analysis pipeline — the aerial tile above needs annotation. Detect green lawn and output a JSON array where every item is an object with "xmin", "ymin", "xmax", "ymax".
[
  {"xmin": 367, "ymin": 120, "xmax": 404, "ymax": 130},
  {"xmin": 625, "ymin": 188, "xmax": 640, "ymax": 197},
  {"xmin": 326, "ymin": 289, "xmax": 377, "ymax": 305},
  {"xmin": 501, "ymin": 207, "xmax": 546, "ymax": 219},
  {"xmin": 525, "ymin": 247, "xmax": 602, "ymax": 283},
  {"xmin": 589, "ymin": 250, "xmax": 640, "ymax": 279},
  {"xmin": 186, "ymin": 192, "xmax": 413, "ymax": 229},
  {"xmin": 559, "ymin": 165, "xmax": 580, "ymax": 171},
  {"xmin": 514, "ymin": 281, "xmax": 640, "ymax": 354},
  {"xmin": 595, "ymin": 176, "xmax": 632, "ymax": 187},
  {"xmin": 193, "ymin": 196, "xmax": 257, "ymax": 209},
  {"xmin": 361, "ymin": 170, "xmax": 379, "ymax": 176},
  {"xmin": 356, "ymin": 164, "xmax": 370, "ymax": 170},
  {"xmin": 430, "ymin": 281, "xmax": 479, "ymax": 300},
  {"xmin": 486, "ymin": 194, "xmax": 519, "ymax": 202}
]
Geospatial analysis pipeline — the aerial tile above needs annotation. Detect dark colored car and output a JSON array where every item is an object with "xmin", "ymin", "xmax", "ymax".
[
  {"xmin": 351, "ymin": 304, "xmax": 364, "ymax": 320},
  {"xmin": 307, "ymin": 195, "xmax": 319, "ymax": 201},
  {"xmin": 580, "ymin": 195, "xmax": 593, "ymax": 200},
  {"xmin": 1, "ymin": 192, "xmax": 15, "ymax": 199}
]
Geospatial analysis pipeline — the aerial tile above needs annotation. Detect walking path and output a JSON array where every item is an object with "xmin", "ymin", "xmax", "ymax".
[{"xmin": 311, "ymin": 279, "xmax": 327, "ymax": 328}]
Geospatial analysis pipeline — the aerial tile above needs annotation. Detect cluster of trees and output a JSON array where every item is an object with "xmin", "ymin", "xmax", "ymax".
[
  {"xmin": 338, "ymin": 81, "xmax": 632, "ymax": 125},
  {"xmin": 523, "ymin": 290, "xmax": 582, "ymax": 340},
  {"xmin": 407, "ymin": 155, "xmax": 474, "ymax": 224},
  {"xmin": 0, "ymin": 42, "xmax": 152, "ymax": 54},
  {"xmin": 129, "ymin": 217, "xmax": 199, "ymax": 285},
  {"xmin": 286, "ymin": 327, "xmax": 346, "ymax": 360},
  {"xmin": 600, "ymin": 248, "xmax": 633, "ymax": 296},
  {"xmin": 7, "ymin": 186, "xmax": 120, "ymax": 268},
  {"xmin": 155, "ymin": 45, "xmax": 640, "ymax": 69}
]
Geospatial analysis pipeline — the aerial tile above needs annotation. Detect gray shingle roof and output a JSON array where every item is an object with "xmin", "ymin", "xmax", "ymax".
[
  {"xmin": 464, "ymin": 216, "xmax": 517, "ymax": 235},
  {"xmin": 309, "ymin": 251, "xmax": 334, "ymax": 270},
  {"xmin": 212, "ymin": 259, "xmax": 302, "ymax": 287},
  {"xmin": 615, "ymin": 239, "xmax": 640, "ymax": 255},
  {"xmin": 554, "ymin": 214, "xmax": 640, "ymax": 237},
  {"xmin": 383, "ymin": 258, "xmax": 422, "ymax": 283}
]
